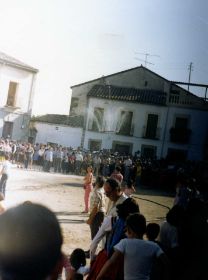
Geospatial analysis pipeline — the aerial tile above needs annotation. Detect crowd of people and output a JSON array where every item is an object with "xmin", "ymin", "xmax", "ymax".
[
  {"xmin": 0, "ymin": 138, "xmax": 207, "ymax": 279},
  {"xmin": 0, "ymin": 138, "xmax": 207, "ymax": 193},
  {"xmin": 0, "ymin": 174, "xmax": 207, "ymax": 280}
]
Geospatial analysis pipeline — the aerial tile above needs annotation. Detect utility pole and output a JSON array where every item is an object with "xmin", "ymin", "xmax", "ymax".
[{"xmin": 188, "ymin": 62, "xmax": 193, "ymax": 91}]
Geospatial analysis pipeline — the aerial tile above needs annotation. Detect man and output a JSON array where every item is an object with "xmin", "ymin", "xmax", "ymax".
[
  {"xmin": 44, "ymin": 146, "xmax": 53, "ymax": 172},
  {"xmin": 0, "ymin": 203, "xmax": 63, "ymax": 280},
  {"xmin": 0, "ymin": 154, "xmax": 11, "ymax": 197},
  {"xmin": 105, "ymin": 178, "xmax": 127, "ymax": 217}
]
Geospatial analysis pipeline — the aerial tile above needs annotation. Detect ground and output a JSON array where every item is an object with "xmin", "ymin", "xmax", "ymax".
[{"xmin": 5, "ymin": 167, "xmax": 174, "ymax": 255}]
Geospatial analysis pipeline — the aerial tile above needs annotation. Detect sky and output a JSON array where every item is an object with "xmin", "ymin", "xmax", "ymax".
[{"xmin": 0, "ymin": 0, "xmax": 207, "ymax": 116}]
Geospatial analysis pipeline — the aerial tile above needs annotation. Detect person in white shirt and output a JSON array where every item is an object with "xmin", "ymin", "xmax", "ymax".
[
  {"xmin": 0, "ymin": 155, "xmax": 11, "ymax": 198},
  {"xmin": 97, "ymin": 213, "xmax": 169, "ymax": 280}
]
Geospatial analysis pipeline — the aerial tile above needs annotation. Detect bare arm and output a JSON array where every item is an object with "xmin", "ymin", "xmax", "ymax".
[
  {"xmin": 86, "ymin": 205, "xmax": 98, "ymax": 225},
  {"xmin": 96, "ymin": 250, "xmax": 123, "ymax": 280}
]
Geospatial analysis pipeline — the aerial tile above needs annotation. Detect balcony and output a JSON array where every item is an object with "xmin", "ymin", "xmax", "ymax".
[
  {"xmin": 170, "ymin": 127, "xmax": 191, "ymax": 144},
  {"xmin": 142, "ymin": 126, "xmax": 161, "ymax": 140}
]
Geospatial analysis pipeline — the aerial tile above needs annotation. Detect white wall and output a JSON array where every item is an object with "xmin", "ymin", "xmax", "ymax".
[
  {"xmin": 34, "ymin": 122, "xmax": 82, "ymax": 147},
  {"xmin": 0, "ymin": 64, "xmax": 36, "ymax": 113},
  {"xmin": 0, "ymin": 63, "xmax": 37, "ymax": 140},
  {"xmin": 83, "ymin": 98, "xmax": 208, "ymax": 160}
]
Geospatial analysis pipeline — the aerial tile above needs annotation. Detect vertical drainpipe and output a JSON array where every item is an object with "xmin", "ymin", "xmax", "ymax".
[
  {"xmin": 80, "ymin": 96, "xmax": 89, "ymax": 149},
  {"xmin": 26, "ymin": 72, "xmax": 37, "ymax": 140},
  {"xmin": 160, "ymin": 82, "xmax": 171, "ymax": 158}
]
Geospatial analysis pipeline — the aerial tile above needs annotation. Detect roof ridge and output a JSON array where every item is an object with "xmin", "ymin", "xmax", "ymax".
[{"xmin": 0, "ymin": 51, "xmax": 38, "ymax": 73}]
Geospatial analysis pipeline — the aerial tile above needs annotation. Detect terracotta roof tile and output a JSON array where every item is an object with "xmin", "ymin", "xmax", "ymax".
[{"xmin": 87, "ymin": 84, "xmax": 167, "ymax": 105}]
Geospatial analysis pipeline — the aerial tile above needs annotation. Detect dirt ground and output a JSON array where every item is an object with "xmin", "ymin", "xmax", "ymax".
[{"xmin": 4, "ymin": 166, "xmax": 174, "ymax": 255}]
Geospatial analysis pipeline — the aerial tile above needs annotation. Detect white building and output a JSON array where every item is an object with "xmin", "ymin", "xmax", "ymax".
[
  {"xmin": 32, "ymin": 66, "xmax": 208, "ymax": 161},
  {"xmin": 0, "ymin": 52, "xmax": 38, "ymax": 140}
]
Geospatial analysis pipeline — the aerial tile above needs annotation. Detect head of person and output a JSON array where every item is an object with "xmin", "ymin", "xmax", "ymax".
[
  {"xmin": 70, "ymin": 248, "xmax": 86, "ymax": 271},
  {"xmin": 95, "ymin": 176, "xmax": 105, "ymax": 189},
  {"xmin": 126, "ymin": 213, "xmax": 146, "ymax": 238},
  {"xmin": 87, "ymin": 166, "xmax": 93, "ymax": 173},
  {"xmin": 146, "ymin": 223, "xmax": 160, "ymax": 241},
  {"xmin": 0, "ymin": 203, "xmax": 63, "ymax": 280},
  {"xmin": 104, "ymin": 178, "xmax": 122, "ymax": 202},
  {"xmin": 166, "ymin": 204, "xmax": 185, "ymax": 227},
  {"xmin": 116, "ymin": 197, "xmax": 140, "ymax": 220},
  {"xmin": 115, "ymin": 166, "xmax": 121, "ymax": 173}
]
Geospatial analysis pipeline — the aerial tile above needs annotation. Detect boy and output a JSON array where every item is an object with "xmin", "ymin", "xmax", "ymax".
[{"xmin": 97, "ymin": 213, "xmax": 169, "ymax": 280}]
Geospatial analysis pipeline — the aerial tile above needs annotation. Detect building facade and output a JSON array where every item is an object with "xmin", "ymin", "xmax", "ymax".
[
  {"xmin": 0, "ymin": 51, "xmax": 38, "ymax": 140},
  {"xmin": 32, "ymin": 66, "xmax": 208, "ymax": 161},
  {"xmin": 69, "ymin": 66, "xmax": 208, "ymax": 161}
]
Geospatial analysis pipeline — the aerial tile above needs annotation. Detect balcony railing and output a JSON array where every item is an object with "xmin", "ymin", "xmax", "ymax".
[
  {"xmin": 142, "ymin": 126, "xmax": 161, "ymax": 140},
  {"xmin": 170, "ymin": 127, "xmax": 192, "ymax": 144}
]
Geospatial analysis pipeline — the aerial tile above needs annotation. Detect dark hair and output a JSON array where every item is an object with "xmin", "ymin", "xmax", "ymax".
[
  {"xmin": 95, "ymin": 176, "xmax": 105, "ymax": 188},
  {"xmin": 146, "ymin": 223, "xmax": 160, "ymax": 241},
  {"xmin": 0, "ymin": 203, "xmax": 63, "ymax": 280},
  {"xmin": 166, "ymin": 205, "xmax": 185, "ymax": 227},
  {"xmin": 115, "ymin": 166, "xmax": 122, "ymax": 173},
  {"xmin": 126, "ymin": 180, "xmax": 135, "ymax": 189},
  {"xmin": 70, "ymin": 248, "xmax": 86, "ymax": 271},
  {"xmin": 116, "ymin": 197, "xmax": 140, "ymax": 220},
  {"xmin": 126, "ymin": 213, "xmax": 146, "ymax": 236},
  {"xmin": 105, "ymin": 178, "xmax": 121, "ymax": 192}
]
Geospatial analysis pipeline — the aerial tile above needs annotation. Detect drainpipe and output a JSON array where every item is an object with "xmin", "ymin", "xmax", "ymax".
[
  {"xmin": 80, "ymin": 96, "xmax": 90, "ymax": 149},
  {"xmin": 160, "ymin": 83, "xmax": 171, "ymax": 158}
]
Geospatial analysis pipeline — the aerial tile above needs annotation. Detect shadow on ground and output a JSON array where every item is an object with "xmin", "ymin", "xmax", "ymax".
[
  {"xmin": 61, "ymin": 183, "xmax": 83, "ymax": 188},
  {"xmin": 58, "ymin": 218, "xmax": 86, "ymax": 224}
]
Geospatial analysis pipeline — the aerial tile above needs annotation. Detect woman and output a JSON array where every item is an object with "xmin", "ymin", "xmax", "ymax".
[
  {"xmin": 86, "ymin": 176, "xmax": 106, "ymax": 239},
  {"xmin": 83, "ymin": 166, "xmax": 93, "ymax": 213}
]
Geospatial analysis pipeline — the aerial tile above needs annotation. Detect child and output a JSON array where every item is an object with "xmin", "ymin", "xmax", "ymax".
[
  {"xmin": 83, "ymin": 166, "xmax": 93, "ymax": 213},
  {"xmin": 96, "ymin": 213, "xmax": 169, "ymax": 280},
  {"xmin": 61, "ymin": 248, "xmax": 89, "ymax": 280},
  {"xmin": 124, "ymin": 180, "xmax": 136, "ymax": 197},
  {"xmin": 146, "ymin": 222, "xmax": 160, "ymax": 242}
]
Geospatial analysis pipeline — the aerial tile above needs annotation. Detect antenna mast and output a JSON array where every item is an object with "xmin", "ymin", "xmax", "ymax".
[
  {"xmin": 134, "ymin": 52, "xmax": 160, "ymax": 67},
  {"xmin": 187, "ymin": 62, "xmax": 193, "ymax": 91}
]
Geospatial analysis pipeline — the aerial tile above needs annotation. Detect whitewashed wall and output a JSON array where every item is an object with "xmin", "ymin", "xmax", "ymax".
[
  {"xmin": 0, "ymin": 63, "xmax": 37, "ymax": 140},
  {"xmin": 84, "ymin": 97, "xmax": 208, "ymax": 160},
  {"xmin": 34, "ymin": 122, "xmax": 82, "ymax": 148}
]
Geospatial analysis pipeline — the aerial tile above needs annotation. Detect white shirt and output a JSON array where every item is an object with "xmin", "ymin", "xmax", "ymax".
[
  {"xmin": 106, "ymin": 193, "xmax": 128, "ymax": 217},
  {"xmin": 1, "ymin": 160, "xmax": 11, "ymax": 176},
  {"xmin": 90, "ymin": 216, "xmax": 112, "ymax": 259},
  {"xmin": 115, "ymin": 238, "xmax": 163, "ymax": 280}
]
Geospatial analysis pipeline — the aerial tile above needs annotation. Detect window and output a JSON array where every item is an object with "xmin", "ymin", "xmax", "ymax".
[
  {"xmin": 141, "ymin": 145, "xmax": 157, "ymax": 159},
  {"xmin": 175, "ymin": 117, "xmax": 188, "ymax": 129},
  {"xmin": 144, "ymin": 114, "xmax": 158, "ymax": 139},
  {"xmin": 89, "ymin": 107, "xmax": 104, "ymax": 132},
  {"xmin": 170, "ymin": 116, "xmax": 191, "ymax": 144},
  {"xmin": 7, "ymin": 81, "xmax": 18, "ymax": 107},
  {"xmin": 88, "ymin": 140, "xmax": 101, "ymax": 151},
  {"xmin": 112, "ymin": 141, "xmax": 132, "ymax": 155},
  {"xmin": 116, "ymin": 111, "xmax": 133, "ymax": 135},
  {"xmin": 2, "ymin": 121, "xmax": 13, "ymax": 139},
  {"xmin": 70, "ymin": 97, "xmax": 79, "ymax": 115}
]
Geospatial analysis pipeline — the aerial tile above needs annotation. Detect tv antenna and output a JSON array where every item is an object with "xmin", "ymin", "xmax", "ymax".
[{"xmin": 134, "ymin": 52, "xmax": 160, "ymax": 67}]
